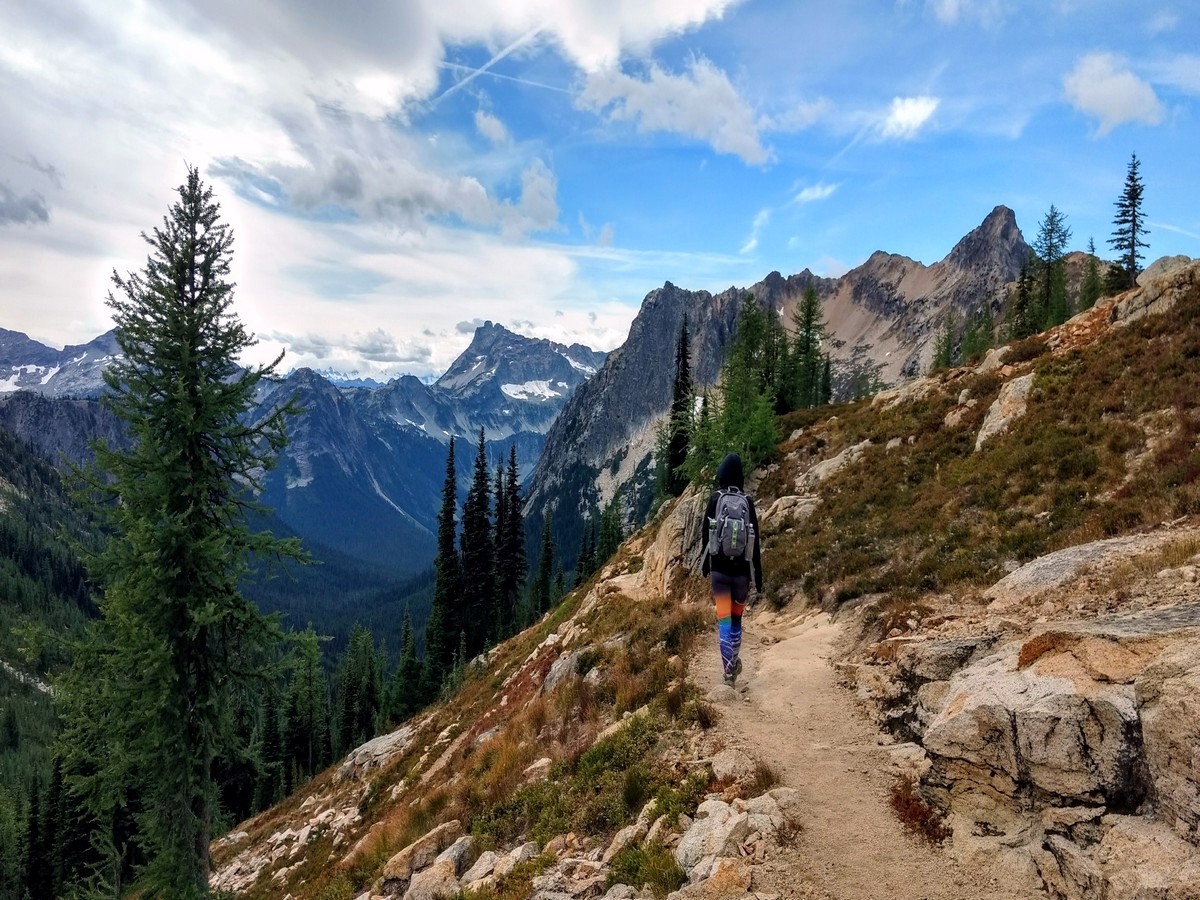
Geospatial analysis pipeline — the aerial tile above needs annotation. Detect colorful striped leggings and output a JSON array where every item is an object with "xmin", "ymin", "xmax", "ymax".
[{"xmin": 711, "ymin": 570, "xmax": 749, "ymax": 677}]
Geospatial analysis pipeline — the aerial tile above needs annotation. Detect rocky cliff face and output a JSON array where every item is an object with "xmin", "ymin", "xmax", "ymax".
[{"xmin": 526, "ymin": 206, "xmax": 1030, "ymax": 564}]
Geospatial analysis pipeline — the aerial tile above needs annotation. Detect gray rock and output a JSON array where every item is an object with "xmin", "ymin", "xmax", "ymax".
[
  {"xmin": 494, "ymin": 841, "xmax": 540, "ymax": 879},
  {"xmin": 434, "ymin": 835, "xmax": 475, "ymax": 876},
  {"xmin": 461, "ymin": 850, "xmax": 498, "ymax": 884},
  {"xmin": 402, "ymin": 859, "xmax": 459, "ymax": 900},
  {"xmin": 674, "ymin": 800, "xmax": 751, "ymax": 874},
  {"xmin": 975, "ymin": 373, "xmax": 1033, "ymax": 451},
  {"xmin": 381, "ymin": 821, "xmax": 464, "ymax": 894}
]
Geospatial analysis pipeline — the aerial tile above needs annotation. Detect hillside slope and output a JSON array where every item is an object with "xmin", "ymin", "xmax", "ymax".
[{"xmin": 220, "ymin": 260, "xmax": 1200, "ymax": 899}]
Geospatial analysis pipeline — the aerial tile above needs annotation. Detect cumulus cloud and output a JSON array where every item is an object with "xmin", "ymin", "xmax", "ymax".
[
  {"xmin": 474, "ymin": 109, "xmax": 510, "ymax": 144},
  {"xmin": 0, "ymin": 182, "xmax": 49, "ymax": 225},
  {"xmin": 1063, "ymin": 53, "xmax": 1164, "ymax": 135},
  {"xmin": 794, "ymin": 182, "xmax": 838, "ymax": 204},
  {"xmin": 579, "ymin": 57, "xmax": 769, "ymax": 164},
  {"xmin": 456, "ymin": 318, "xmax": 487, "ymax": 333},
  {"xmin": 878, "ymin": 96, "xmax": 939, "ymax": 139}
]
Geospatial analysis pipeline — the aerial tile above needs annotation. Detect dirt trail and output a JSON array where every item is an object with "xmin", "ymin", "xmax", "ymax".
[{"xmin": 692, "ymin": 607, "xmax": 1042, "ymax": 900}]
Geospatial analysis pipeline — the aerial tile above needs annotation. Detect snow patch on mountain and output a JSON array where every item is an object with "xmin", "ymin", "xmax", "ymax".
[{"xmin": 501, "ymin": 380, "xmax": 562, "ymax": 401}]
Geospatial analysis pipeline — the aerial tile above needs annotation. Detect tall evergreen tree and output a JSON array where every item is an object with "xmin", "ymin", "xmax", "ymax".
[
  {"xmin": 791, "ymin": 285, "xmax": 825, "ymax": 409},
  {"xmin": 1006, "ymin": 255, "xmax": 1037, "ymax": 339},
  {"xmin": 335, "ymin": 626, "xmax": 381, "ymax": 755},
  {"xmin": 532, "ymin": 518, "xmax": 555, "ymax": 615},
  {"xmin": 1108, "ymin": 152, "xmax": 1149, "ymax": 291},
  {"xmin": 24, "ymin": 777, "xmax": 52, "ymax": 900},
  {"xmin": 666, "ymin": 317, "xmax": 693, "ymax": 496},
  {"xmin": 459, "ymin": 429, "xmax": 495, "ymax": 657},
  {"xmin": 1034, "ymin": 204, "xmax": 1072, "ymax": 328},
  {"xmin": 388, "ymin": 610, "xmax": 423, "ymax": 723},
  {"xmin": 597, "ymin": 491, "xmax": 625, "ymax": 563},
  {"xmin": 1079, "ymin": 237, "xmax": 1104, "ymax": 310},
  {"xmin": 58, "ymin": 167, "xmax": 298, "ymax": 896},
  {"xmin": 283, "ymin": 626, "xmax": 330, "ymax": 789},
  {"xmin": 495, "ymin": 445, "xmax": 526, "ymax": 636},
  {"xmin": 254, "ymin": 691, "xmax": 283, "ymax": 811},
  {"xmin": 819, "ymin": 354, "xmax": 833, "ymax": 406},
  {"xmin": 426, "ymin": 437, "xmax": 460, "ymax": 687}
]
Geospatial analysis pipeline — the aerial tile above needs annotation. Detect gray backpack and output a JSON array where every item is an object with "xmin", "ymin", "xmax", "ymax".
[{"xmin": 707, "ymin": 487, "xmax": 755, "ymax": 562}]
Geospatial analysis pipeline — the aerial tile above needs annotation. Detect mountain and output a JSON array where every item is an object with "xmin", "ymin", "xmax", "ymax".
[
  {"xmin": 525, "ymin": 205, "xmax": 1031, "ymax": 563},
  {"xmin": 0, "ymin": 328, "xmax": 121, "ymax": 397},
  {"xmin": 0, "ymin": 322, "xmax": 605, "ymax": 577},
  {"xmin": 215, "ymin": 261, "xmax": 1200, "ymax": 900}
]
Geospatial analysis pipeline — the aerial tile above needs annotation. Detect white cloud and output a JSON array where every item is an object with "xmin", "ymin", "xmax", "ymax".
[
  {"xmin": 740, "ymin": 209, "xmax": 770, "ymax": 255},
  {"xmin": 879, "ymin": 96, "xmax": 940, "ymax": 139},
  {"xmin": 596, "ymin": 223, "xmax": 615, "ymax": 247},
  {"xmin": 579, "ymin": 57, "xmax": 770, "ymax": 164},
  {"xmin": 1063, "ymin": 53, "xmax": 1164, "ymax": 135},
  {"xmin": 1149, "ymin": 54, "xmax": 1200, "ymax": 95},
  {"xmin": 794, "ymin": 182, "xmax": 839, "ymax": 204},
  {"xmin": 474, "ymin": 109, "xmax": 511, "ymax": 144}
]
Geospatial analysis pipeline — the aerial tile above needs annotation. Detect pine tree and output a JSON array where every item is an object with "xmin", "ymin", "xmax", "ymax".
[
  {"xmin": 497, "ymin": 445, "xmax": 526, "ymax": 636},
  {"xmin": 58, "ymin": 167, "xmax": 298, "ymax": 896},
  {"xmin": 597, "ymin": 491, "xmax": 625, "ymax": 563},
  {"xmin": 820, "ymin": 354, "xmax": 833, "ymax": 406},
  {"xmin": 254, "ymin": 691, "xmax": 283, "ymax": 811},
  {"xmin": 1108, "ymin": 152, "xmax": 1149, "ymax": 291},
  {"xmin": 666, "ymin": 317, "xmax": 692, "ymax": 496},
  {"xmin": 532, "ymin": 518, "xmax": 555, "ymax": 614},
  {"xmin": 1080, "ymin": 237, "xmax": 1104, "ymax": 309},
  {"xmin": 1034, "ymin": 204, "xmax": 1072, "ymax": 328},
  {"xmin": 426, "ymin": 437, "xmax": 460, "ymax": 686},
  {"xmin": 791, "ymin": 285, "xmax": 825, "ymax": 409},
  {"xmin": 24, "ymin": 777, "xmax": 52, "ymax": 900},
  {"xmin": 459, "ymin": 429, "xmax": 495, "ymax": 657},
  {"xmin": 334, "ymin": 626, "xmax": 381, "ymax": 755},
  {"xmin": 389, "ymin": 610, "xmax": 422, "ymax": 723},
  {"xmin": 1006, "ymin": 256, "xmax": 1037, "ymax": 339},
  {"xmin": 283, "ymin": 626, "xmax": 330, "ymax": 786}
]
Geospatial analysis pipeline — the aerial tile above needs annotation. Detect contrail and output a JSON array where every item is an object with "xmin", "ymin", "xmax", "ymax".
[
  {"xmin": 433, "ymin": 28, "xmax": 543, "ymax": 104},
  {"xmin": 437, "ymin": 61, "xmax": 572, "ymax": 95}
]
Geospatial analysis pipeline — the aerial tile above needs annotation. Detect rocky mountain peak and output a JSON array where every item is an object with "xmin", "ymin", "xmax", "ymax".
[{"xmin": 942, "ymin": 204, "xmax": 1028, "ymax": 280}]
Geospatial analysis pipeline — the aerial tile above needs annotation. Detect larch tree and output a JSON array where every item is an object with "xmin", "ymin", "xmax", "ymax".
[
  {"xmin": 1108, "ymin": 152, "xmax": 1149, "ymax": 291},
  {"xmin": 59, "ymin": 167, "xmax": 300, "ymax": 897},
  {"xmin": 1034, "ymin": 204, "xmax": 1072, "ymax": 328}
]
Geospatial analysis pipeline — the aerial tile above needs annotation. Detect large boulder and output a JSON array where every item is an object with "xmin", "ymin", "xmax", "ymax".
[
  {"xmin": 1137, "ymin": 642, "xmax": 1200, "ymax": 842},
  {"xmin": 674, "ymin": 800, "xmax": 751, "ymax": 876},
  {"xmin": 974, "ymin": 373, "xmax": 1033, "ymax": 451},
  {"xmin": 403, "ymin": 859, "xmax": 460, "ymax": 900},
  {"xmin": 381, "ymin": 821, "xmax": 464, "ymax": 895}
]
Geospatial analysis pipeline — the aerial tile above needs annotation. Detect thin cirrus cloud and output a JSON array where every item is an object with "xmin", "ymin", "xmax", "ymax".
[
  {"xmin": 578, "ymin": 57, "xmax": 770, "ymax": 165},
  {"xmin": 1063, "ymin": 53, "xmax": 1164, "ymax": 135},
  {"xmin": 794, "ymin": 182, "xmax": 839, "ymax": 204},
  {"xmin": 740, "ymin": 209, "xmax": 770, "ymax": 255}
]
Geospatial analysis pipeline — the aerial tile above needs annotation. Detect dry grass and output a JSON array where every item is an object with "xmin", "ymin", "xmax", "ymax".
[{"xmin": 889, "ymin": 776, "xmax": 951, "ymax": 845}]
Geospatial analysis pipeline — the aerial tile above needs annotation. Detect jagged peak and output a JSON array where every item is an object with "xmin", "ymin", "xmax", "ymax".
[{"xmin": 942, "ymin": 204, "xmax": 1029, "ymax": 278}]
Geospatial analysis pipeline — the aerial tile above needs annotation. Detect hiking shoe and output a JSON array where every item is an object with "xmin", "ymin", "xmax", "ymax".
[
  {"xmin": 733, "ymin": 658, "xmax": 743, "ymax": 680},
  {"xmin": 723, "ymin": 673, "xmax": 735, "ymax": 687}
]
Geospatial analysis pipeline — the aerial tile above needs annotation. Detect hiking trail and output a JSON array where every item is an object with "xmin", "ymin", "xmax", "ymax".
[{"xmin": 693, "ymin": 606, "xmax": 1042, "ymax": 900}]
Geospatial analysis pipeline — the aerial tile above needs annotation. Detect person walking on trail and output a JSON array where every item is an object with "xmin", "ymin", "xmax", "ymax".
[{"xmin": 699, "ymin": 452, "xmax": 763, "ymax": 687}]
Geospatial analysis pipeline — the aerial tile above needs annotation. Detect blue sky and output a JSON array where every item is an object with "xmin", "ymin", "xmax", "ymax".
[{"xmin": 1, "ymin": 0, "xmax": 1197, "ymax": 378}]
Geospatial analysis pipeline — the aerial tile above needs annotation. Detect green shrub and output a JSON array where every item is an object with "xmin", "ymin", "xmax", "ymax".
[{"xmin": 606, "ymin": 842, "xmax": 687, "ymax": 898}]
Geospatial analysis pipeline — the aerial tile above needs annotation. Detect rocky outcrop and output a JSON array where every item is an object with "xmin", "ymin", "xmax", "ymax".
[
  {"xmin": 974, "ymin": 372, "xmax": 1033, "ymax": 450},
  {"xmin": 1112, "ymin": 259, "xmax": 1200, "ymax": 326},
  {"xmin": 851, "ymin": 573, "xmax": 1200, "ymax": 898}
]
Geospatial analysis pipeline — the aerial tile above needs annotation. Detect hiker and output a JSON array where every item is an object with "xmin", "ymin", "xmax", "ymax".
[{"xmin": 699, "ymin": 452, "xmax": 763, "ymax": 686}]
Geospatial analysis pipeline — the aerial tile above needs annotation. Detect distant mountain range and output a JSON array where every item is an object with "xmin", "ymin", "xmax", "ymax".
[{"xmin": 0, "ymin": 321, "xmax": 606, "ymax": 576}]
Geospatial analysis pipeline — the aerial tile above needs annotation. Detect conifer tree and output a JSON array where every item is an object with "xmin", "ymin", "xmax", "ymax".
[
  {"xmin": 335, "ymin": 626, "xmax": 381, "ymax": 755},
  {"xmin": 58, "ymin": 167, "xmax": 298, "ymax": 896},
  {"xmin": 1080, "ymin": 237, "xmax": 1103, "ymax": 310},
  {"xmin": 254, "ymin": 691, "xmax": 283, "ymax": 811},
  {"xmin": 460, "ymin": 429, "xmax": 495, "ymax": 657},
  {"xmin": 389, "ymin": 610, "xmax": 423, "ymax": 723},
  {"xmin": 1006, "ymin": 256, "xmax": 1037, "ymax": 339},
  {"xmin": 1108, "ymin": 152, "xmax": 1149, "ymax": 291},
  {"xmin": 283, "ymin": 627, "xmax": 330, "ymax": 786},
  {"xmin": 791, "ymin": 285, "xmax": 825, "ymax": 409},
  {"xmin": 24, "ymin": 777, "xmax": 52, "ymax": 900},
  {"xmin": 1034, "ymin": 204, "xmax": 1072, "ymax": 328},
  {"xmin": 597, "ymin": 491, "xmax": 625, "ymax": 563},
  {"xmin": 666, "ymin": 317, "xmax": 693, "ymax": 496},
  {"xmin": 820, "ymin": 354, "xmax": 833, "ymax": 406},
  {"xmin": 426, "ymin": 437, "xmax": 460, "ymax": 686},
  {"xmin": 495, "ymin": 445, "xmax": 526, "ymax": 635},
  {"xmin": 532, "ymin": 518, "xmax": 555, "ymax": 614}
]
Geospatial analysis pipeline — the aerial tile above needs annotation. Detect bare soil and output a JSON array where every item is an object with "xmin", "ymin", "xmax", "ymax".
[{"xmin": 692, "ymin": 607, "xmax": 1043, "ymax": 900}]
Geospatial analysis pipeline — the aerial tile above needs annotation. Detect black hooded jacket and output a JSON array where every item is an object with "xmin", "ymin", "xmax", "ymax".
[{"xmin": 698, "ymin": 453, "xmax": 763, "ymax": 591}]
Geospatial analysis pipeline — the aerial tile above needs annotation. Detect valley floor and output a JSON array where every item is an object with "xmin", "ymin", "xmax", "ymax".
[{"xmin": 694, "ymin": 608, "xmax": 1041, "ymax": 900}]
